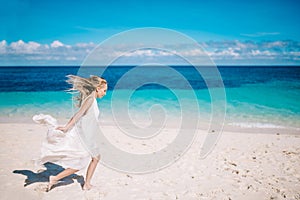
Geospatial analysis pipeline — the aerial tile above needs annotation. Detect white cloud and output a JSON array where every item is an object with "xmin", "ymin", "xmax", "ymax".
[
  {"xmin": 0, "ymin": 40, "xmax": 7, "ymax": 53},
  {"xmin": 0, "ymin": 39, "xmax": 300, "ymax": 65},
  {"xmin": 66, "ymin": 56, "xmax": 77, "ymax": 61},
  {"xmin": 241, "ymin": 32, "xmax": 280, "ymax": 37},
  {"xmin": 0, "ymin": 40, "xmax": 7, "ymax": 46},
  {"xmin": 122, "ymin": 49, "xmax": 175, "ymax": 57},
  {"xmin": 0, "ymin": 40, "xmax": 94, "ymax": 65},
  {"xmin": 250, "ymin": 50, "xmax": 276, "ymax": 57},
  {"xmin": 49, "ymin": 40, "xmax": 71, "ymax": 49},
  {"xmin": 263, "ymin": 41, "xmax": 285, "ymax": 48},
  {"xmin": 201, "ymin": 40, "xmax": 300, "ymax": 64},
  {"xmin": 289, "ymin": 51, "xmax": 300, "ymax": 56},
  {"xmin": 10, "ymin": 40, "xmax": 25, "ymax": 48},
  {"xmin": 210, "ymin": 47, "xmax": 240, "ymax": 58},
  {"xmin": 50, "ymin": 40, "xmax": 64, "ymax": 48},
  {"xmin": 8, "ymin": 40, "xmax": 43, "ymax": 54},
  {"xmin": 123, "ymin": 49, "xmax": 155, "ymax": 57},
  {"xmin": 75, "ymin": 42, "xmax": 95, "ymax": 48},
  {"xmin": 180, "ymin": 49, "xmax": 205, "ymax": 56}
]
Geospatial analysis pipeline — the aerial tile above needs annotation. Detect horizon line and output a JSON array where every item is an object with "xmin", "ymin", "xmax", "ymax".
[{"xmin": 0, "ymin": 65, "xmax": 299, "ymax": 68}]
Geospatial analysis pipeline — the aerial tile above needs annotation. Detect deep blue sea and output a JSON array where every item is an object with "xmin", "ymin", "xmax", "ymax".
[{"xmin": 0, "ymin": 66, "xmax": 299, "ymax": 132}]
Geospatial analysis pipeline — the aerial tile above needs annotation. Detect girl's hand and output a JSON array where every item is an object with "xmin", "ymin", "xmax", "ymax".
[{"xmin": 56, "ymin": 126, "xmax": 68, "ymax": 133}]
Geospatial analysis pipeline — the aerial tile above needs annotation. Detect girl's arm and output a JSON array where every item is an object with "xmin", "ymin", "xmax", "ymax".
[{"xmin": 56, "ymin": 96, "xmax": 94, "ymax": 133}]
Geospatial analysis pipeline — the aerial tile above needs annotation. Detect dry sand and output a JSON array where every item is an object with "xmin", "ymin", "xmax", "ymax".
[{"xmin": 1, "ymin": 123, "xmax": 300, "ymax": 200}]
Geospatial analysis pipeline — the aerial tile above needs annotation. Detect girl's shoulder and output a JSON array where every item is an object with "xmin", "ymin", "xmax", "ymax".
[{"xmin": 80, "ymin": 94, "xmax": 96, "ymax": 108}]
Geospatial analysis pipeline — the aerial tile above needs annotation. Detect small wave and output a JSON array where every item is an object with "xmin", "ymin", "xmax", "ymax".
[{"xmin": 228, "ymin": 122, "xmax": 287, "ymax": 129}]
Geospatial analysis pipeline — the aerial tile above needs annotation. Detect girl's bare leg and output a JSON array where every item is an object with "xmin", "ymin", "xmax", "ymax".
[
  {"xmin": 83, "ymin": 156, "xmax": 100, "ymax": 190},
  {"xmin": 47, "ymin": 168, "xmax": 79, "ymax": 191}
]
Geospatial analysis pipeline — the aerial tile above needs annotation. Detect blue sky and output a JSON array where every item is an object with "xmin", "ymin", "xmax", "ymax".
[{"xmin": 1, "ymin": 0, "xmax": 300, "ymax": 65}]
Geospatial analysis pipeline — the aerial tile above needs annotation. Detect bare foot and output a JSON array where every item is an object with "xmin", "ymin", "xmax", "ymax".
[
  {"xmin": 47, "ymin": 176, "xmax": 58, "ymax": 192},
  {"xmin": 83, "ymin": 183, "xmax": 93, "ymax": 191}
]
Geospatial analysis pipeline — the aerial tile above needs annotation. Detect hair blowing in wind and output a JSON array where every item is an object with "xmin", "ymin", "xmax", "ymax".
[{"xmin": 66, "ymin": 75, "xmax": 107, "ymax": 107}]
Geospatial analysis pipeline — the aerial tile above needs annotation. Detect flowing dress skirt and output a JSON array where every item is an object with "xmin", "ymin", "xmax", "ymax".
[{"xmin": 33, "ymin": 114, "xmax": 90, "ymax": 171}]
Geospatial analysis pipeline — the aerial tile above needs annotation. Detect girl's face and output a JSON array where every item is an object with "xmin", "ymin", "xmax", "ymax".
[{"xmin": 96, "ymin": 84, "xmax": 107, "ymax": 98}]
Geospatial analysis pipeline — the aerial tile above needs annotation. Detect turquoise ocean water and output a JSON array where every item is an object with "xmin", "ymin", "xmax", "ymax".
[{"xmin": 0, "ymin": 66, "xmax": 299, "ymax": 132}]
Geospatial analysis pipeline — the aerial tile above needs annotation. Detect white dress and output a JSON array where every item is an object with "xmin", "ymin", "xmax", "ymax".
[{"xmin": 33, "ymin": 97, "xmax": 100, "ymax": 171}]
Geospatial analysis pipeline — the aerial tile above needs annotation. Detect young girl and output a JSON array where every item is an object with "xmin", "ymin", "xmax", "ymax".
[{"xmin": 33, "ymin": 75, "xmax": 107, "ymax": 191}]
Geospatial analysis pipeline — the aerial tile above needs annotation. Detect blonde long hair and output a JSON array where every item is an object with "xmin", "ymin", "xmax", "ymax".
[{"xmin": 66, "ymin": 75, "xmax": 107, "ymax": 107}]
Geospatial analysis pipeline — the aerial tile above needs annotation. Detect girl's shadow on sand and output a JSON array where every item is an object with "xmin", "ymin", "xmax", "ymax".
[{"xmin": 13, "ymin": 162, "xmax": 84, "ymax": 190}]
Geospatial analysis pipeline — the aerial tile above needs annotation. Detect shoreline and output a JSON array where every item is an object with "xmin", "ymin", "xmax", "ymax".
[{"xmin": 1, "ymin": 117, "xmax": 299, "ymax": 135}]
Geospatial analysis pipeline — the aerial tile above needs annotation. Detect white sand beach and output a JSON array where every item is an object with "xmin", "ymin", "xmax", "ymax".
[{"xmin": 1, "ymin": 123, "xmax": 300, "ymax": 200}]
